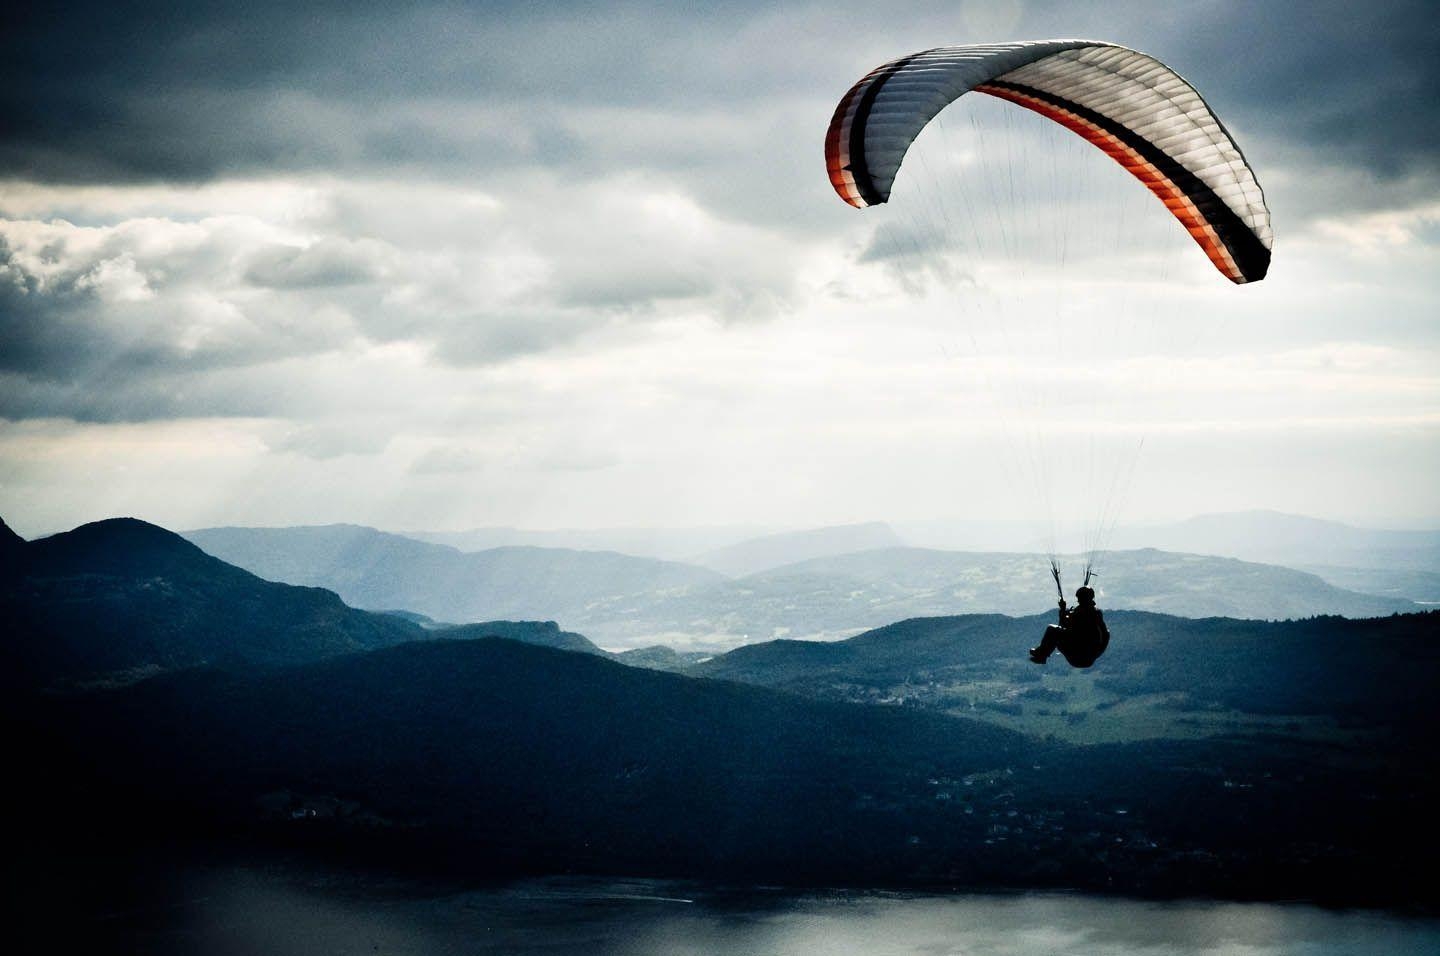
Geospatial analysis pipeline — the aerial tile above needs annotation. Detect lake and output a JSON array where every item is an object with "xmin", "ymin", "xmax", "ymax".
[{"xmin": 39, "ymin": 860, "xmax": 1440, "ymax": 955}]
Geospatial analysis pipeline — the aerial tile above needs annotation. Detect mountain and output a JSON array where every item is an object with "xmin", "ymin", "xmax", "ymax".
[
  {"xmin": 443, "ymin": 619, "xmax": 606, "ymax": 656},
  {"xmin": 2, "ymin": 516, "xmax": 624, "ymax": 687},
  {"xmin": 690, "ymin": 522, "xmax": 905, "ymax": 577},
  {"xmin": 1293, "ymin": 565, "xmax": 1440, "ymax": 604},
  {"xmin": 613, "ymin": 644, "xmax": 714, "ymax": 671},
  {"xmin": 25, "ymin": 637, "xmax": 1038, "ymax": 883},
  {"xmin": 19, "ymin": 623, "xmax": 1438, "ymax": 903},
  {"xmin": 574, "ymin": 547, "xmax": 1416, "ymax": 650},
  {"xmin": 772, "ymin": 547, "xmax": 1418, "ymax": 618},
  {"xmin": 1, "ymin": 517, "xmax": 427, "ymax": 687},
  {"xmin": 6, "ymin": 518, "xmax": 1435, "ymax": 901},
  {"xmin": 183, "ymin": 524, "xmax": 724, "ymax": 625},
  {"xmin": 1106, "ymin": 510, "xmax": 1440, "ymax": 573}
]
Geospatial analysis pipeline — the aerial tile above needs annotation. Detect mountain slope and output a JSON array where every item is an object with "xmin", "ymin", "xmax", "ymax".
[
  {"xmin": 20, "ymin": 627, "xmax": 1437, "ymax": 902},
  {"xmin": 696, "ymin": 610, "xmax": 1440, "ymax": 743},
  {"xmin": 442, "ymin": 619, "xmax": 606, "ymax": 656},
  {"xmin": 2, "ymin": 517, "xmax": 427, "ymax": 686},
  {"xmin": 30, "ymin": 637, "xmax": 1036, "ymax": 880},
  {"xmin": 0, "ymin": 515, "xmax": 25, "ymax": 573},
  {"xmin": 185, "ymin": 524, "xmax": 725, "ymax": 624}
]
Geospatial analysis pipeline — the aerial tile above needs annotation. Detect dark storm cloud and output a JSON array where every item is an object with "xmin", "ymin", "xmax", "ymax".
[
  {"xmin": 0, "ymin": 231, "xmax": 338, "ymax": 379},
  {"xmin": 1170, "ymin": 0, "xmax": 1440, "ymax": 176},
  {"xmin": 0, "ymin": 363, "xmax": 287, "ymax": 424},
  {"xmin": 6, "ymin": 0, "xmax": 1434, "ymax": 194},
  {"xmin": 0, "ymin": 229, "xmax": 352, "ymax": 421},
  {"xmin": 0, "ymin": 238, "xmax": 96, "ymax": 375},
  {"xmin": 0, "ymin": 0, "xmax": 783, "ymax": 184}
]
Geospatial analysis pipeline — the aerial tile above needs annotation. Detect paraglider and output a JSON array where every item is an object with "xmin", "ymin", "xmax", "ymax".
[
  {"xmin": 824, "ymin": 40, "xmax": 1273, "ymax": 664},
  {"xmin": 825, "ymin": 40, "xmax": 1272, "ymax": 283},
  {"xmin": 1030, "ymin": 585, "xmax": 1110, "ymax": 668}
]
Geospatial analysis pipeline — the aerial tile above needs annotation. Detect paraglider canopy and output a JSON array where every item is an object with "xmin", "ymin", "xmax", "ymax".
[{"xmin": 825, "ymin": 40, "xmax": 1272, "ymax": 283}]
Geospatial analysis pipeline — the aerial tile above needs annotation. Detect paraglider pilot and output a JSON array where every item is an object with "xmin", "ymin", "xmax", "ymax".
[{"xmin": 1030, "ymin": 586, "xmax": 1109, "ymax": 668}]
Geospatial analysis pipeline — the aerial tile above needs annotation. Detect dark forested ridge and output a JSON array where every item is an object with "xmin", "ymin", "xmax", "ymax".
[
  {"xmin": 14, "ymin": 629, "xmax": 1433, "ymax": 904},
  {"xmin": 15, "ymin": 628, "xmax": 1436, "ymax": 905},
  {"xmin": 6, "ymin": 514, "xmax": 1439, "ymax": 905},
  {"xmin": 23, "ymin": 638, "xmax": 1037, "ymax": 883}
]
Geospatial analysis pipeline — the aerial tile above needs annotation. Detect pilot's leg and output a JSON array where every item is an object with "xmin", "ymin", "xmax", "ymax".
[{"xmin": 1030, "ymin": 625, "xmax": 1064, "ymax": 663}]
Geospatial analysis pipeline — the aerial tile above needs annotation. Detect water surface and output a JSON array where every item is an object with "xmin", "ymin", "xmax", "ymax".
[{"xmin": 47, "ymin": 864, "xmax": 1440, "ymax": 955}]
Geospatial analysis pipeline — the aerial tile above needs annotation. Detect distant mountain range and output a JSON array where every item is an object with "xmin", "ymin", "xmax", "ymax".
[
  {"xmin": 184, "ymin": 524, "xmax": 723, "ymax": 629},
  {"xmin": 183, "ymin": 522, "xmax": 1417, "ymax": 650},
  {"xmin": 404, "ymin": 520, "xmax": 907, "ymax": 576},
  {"xmin": 1102, "ymin": 510, "xmax": 1440, "ymax": 575},
  {"xmin": 371, "ymin": 512, "xmax": 1440, "ymax": 607}
]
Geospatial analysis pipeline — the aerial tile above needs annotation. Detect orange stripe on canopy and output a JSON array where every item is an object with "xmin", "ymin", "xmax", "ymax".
[{"xmin": 975, "ymin": 82, "xmax": 1243, "ymax": 282}]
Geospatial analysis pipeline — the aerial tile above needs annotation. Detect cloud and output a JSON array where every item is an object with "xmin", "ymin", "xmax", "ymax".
[
  {"xmin": 0, "ymin": 163, "xmax": 810, "ymax": 424},
  {"xmin": 2, "ymin": 1, "xmax": 1439, "ymax": 531},
  {"xmin": 0, "ymin": 214, "xmax": 356, "ymax": 369},
  {"xmin": 1311, "ymin": 201, "xmax": 1440, "ymax": 251}
]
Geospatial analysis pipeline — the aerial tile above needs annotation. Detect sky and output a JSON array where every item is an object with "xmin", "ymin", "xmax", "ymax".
[{"xmin": 2, "ymin": 0, "xmax": 1438, "ymax": 538}]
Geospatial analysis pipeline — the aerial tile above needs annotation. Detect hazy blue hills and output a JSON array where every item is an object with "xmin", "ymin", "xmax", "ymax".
[
  {"xmin": 771, "ymin": 546, "xmax": 1416, "ymax": 618},
  {"xmin": 895, "ymin": 512, "xmax": 1440, "ymax": 603},
  {"xmin": 690, "ymin": 521, "xmax": 905, "ymax": 576},
  {"xmin": 1290, "ymin": 565, "xmax": 1440, "ymax": 604},
  {"xmin": 182, "ymin": 524, "xmax": 1417, "ymax": 651},
  {"xmin": 184, "ymin": 524, "xmax": 724, "ymax": 626},
  {"xmin": 1106, "ymin": 510, "xmax": 1440, "ymax": 574},
  {"xmin": 578, "ymin": 547, "xmax": 1417, "ymax": 649}
]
